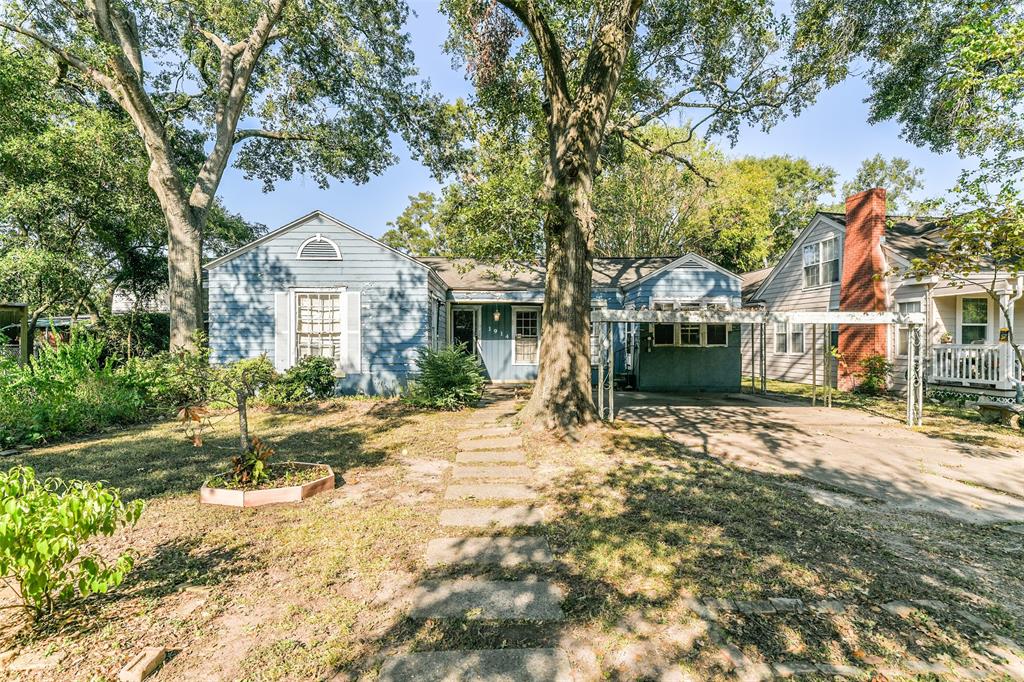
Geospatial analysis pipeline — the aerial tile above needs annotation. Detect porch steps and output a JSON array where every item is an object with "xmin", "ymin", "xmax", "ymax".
[
  {"xmin": 425, "ymin": 536, "xmax": 553, "ymax": 567},
  {"xmin": 378, "ymin": 648, "xmax": 571, "ymax": 682},
  {"xmin": 456, "ymin": 450, "xmax": 526, "ymax": 464},
  {"xmin": 407, "ymin": 578, "xmax": 564, "ymax": 620},
  {"xmin": 439, "ymin": 505, "xmax": 544, "ymax": 528},
  {"xmin": 444, "ymin": 483, "xmax": 538, "ymax": 501},
  {"xmin": 451, "ymin": 465, "xmax": 532, "ymax": 481}
]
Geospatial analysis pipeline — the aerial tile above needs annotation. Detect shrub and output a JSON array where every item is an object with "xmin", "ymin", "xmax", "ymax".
[
  {"xmin": 405, "ymin": 346, "xmax": 486, "ymax": 410},
  {"xmin": 0, "ymin": 466, "xmax": 143, "ymax": 618},
  {"xmin": 855, "ymin": 354, "xmax": 893, "ymax": 396},
  {"xmin": 263, "ymin": 356, "xmax": 336, "ymax": 404},
  {"xmin": 94, "ymin": 312, "xmax": 170, "ymax": 362},
  {"xmin": 0, "ymin": 327, "xmax": 162, "ymax": 447}
]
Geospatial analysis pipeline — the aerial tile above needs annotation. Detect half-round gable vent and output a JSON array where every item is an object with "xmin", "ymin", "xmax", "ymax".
[{"xmin": 297, "ymin": 234, "xmax": 342, "ymax": 260}]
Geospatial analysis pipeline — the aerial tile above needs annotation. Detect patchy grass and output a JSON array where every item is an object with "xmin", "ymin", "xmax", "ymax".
[
  {"xmin": 1, "ymin": 392, "xmax": 1021, "ymax": 680},
  {"xmin": 763, "ymin": 378, "xmax": 1024, "ymax": 452}
]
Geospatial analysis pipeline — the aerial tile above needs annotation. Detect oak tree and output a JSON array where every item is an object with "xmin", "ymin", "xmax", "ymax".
[{"xmin": 1, "ymin": 0, "xmax": 454, "ymax": 348}]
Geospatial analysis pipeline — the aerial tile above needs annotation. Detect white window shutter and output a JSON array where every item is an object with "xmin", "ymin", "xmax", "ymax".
[
  {"xmin": 274, "ymin": 292, "xmax": 292, "ymax": 371},
  {"xmin": 342, "ymin": 290, "xmax": 361, "ymax": 374}
]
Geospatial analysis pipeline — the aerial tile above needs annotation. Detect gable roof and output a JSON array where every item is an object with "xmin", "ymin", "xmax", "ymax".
[
  {"xmin": 740, "ymin": 266, "xmax": 773, "ymax": 302},
  {"xmin": 420, "ymin": 257, "xmax": 681, "ymax": 291},
  {"xmin": 817, "ymin": 211, "xmax": 949, "ymax": 262},
  {"xmin": 420, "ymin": 254, "xmax": 739, "ymax": 292},
  {"xmin": 204, "ymin": 210, "xmax": 433, "ymax": 273},
  {"xmin": 750, "ymin": 212, "xmax": 846, "ymax": 300}
]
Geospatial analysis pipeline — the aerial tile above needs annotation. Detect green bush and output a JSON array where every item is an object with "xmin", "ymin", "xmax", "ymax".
[
  {"xmin": 0, "ymin": 327, "xmax": 163, "ymax": 447},
  {"xmin": 0, "ymin": 466, "xmax": 143, "ymax": 618},
  {"xmin": 263, "ymin": 356, "xmax": 337, "ymax": 404},
  {"xmin": 855, "ymin": 353, "xmax": 893, "ymax": 396},
  {"xmin": 405, "ymin": 346, "xmax": 486, "ymax": 410},
  {"xmin": 94, "ymin": 312, "xmax": 170, "ymax": 362}
]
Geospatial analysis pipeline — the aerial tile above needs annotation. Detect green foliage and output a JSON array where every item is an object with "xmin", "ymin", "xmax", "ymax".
[
  {"xmin": 839, "ymin": 155, "xmax": 926, "ymax": 213},
  {"xmin": 94, "ymin": 313, "xmax": 170, "ymax": 362},
  {"xmin": 381, "ymin": 191, "xmax": 442, "ymax": 257},
  {"xmin": 231, "ymin": 437, "xmax": 275, "ymax": 487},
  {"xmin": 0, "ymin": 465, "xmax": 143, "ymax": 617},
  {"xmin": 854, "ymin": 354, "xmax": 893, "ymax": 396},
  {"xmin": 405, "ymin": 346, "xmax": 486, "ymax": 410},
  {"xmin": 0, "ymin": 328, "xmax": 163, "ymax": 447},
  {"xmin": 264, "ymin": 356, "xmax": 337, "ymax": 404}
]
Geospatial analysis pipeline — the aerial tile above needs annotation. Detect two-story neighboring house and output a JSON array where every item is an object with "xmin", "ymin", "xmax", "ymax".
[{"xmin": 745, "ymin": 188, "xmax": 1023, "ymax": 399}]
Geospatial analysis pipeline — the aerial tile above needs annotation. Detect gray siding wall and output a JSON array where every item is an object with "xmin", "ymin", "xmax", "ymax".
[
  {"xmin": 625, "ymin": 261, "xmax": 741, "ymax": 308},
  {"xmin": 207, "ymin": 215, "xmax": 430, "ymax": 394},
  {"xmin": 742, "ymin": 215, "xmax": 844, "ymax": 384}
]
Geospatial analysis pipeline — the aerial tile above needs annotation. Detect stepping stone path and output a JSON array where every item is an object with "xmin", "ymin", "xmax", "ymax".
[{"xmin": 380, "ymin": 391, "xmax": 567, "ymax": 681}]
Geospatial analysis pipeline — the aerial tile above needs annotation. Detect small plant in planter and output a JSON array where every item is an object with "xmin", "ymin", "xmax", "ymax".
[{"xmin": 178, "ymin": 355, "xmax": 335, "ymax": 507}]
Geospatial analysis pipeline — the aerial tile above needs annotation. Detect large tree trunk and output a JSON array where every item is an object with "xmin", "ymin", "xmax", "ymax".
[{"xmin": 522, "ymin": 165, "xmax": 600, "ymax": 429}]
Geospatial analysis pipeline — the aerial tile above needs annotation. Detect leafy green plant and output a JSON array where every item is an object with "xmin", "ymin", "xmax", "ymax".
[
  {"xmin": 405, "ymin": 346, "xmax": 486, "ymax": 410},
  {"xmin": 263, "ymin": 356, "xmax": 336, "ymax": 404},
  {"xmin": 0, "ymin": 466, "xmax": 143, "ymax": 618},
  {"xmin": 855, "ymin": 354, "xmax": 893, "ymax": 396},
  {"xmin": 231, "ymin": 436, "xmax": 275, "ymax": 486}
]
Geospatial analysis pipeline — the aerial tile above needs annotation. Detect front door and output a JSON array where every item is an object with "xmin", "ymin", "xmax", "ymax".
[{"xmin": 452, "ymin": 307, "xmax": 478, "ymax": 355}]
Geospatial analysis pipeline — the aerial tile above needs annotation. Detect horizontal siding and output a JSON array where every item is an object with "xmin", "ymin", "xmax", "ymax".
[
  {"xmin": 207, "ymin": 216, "xmax": 430, "ymax": 393},
  {"xmin": 625, "ymin": 262, "xmax": 741, "ymax": 308}
]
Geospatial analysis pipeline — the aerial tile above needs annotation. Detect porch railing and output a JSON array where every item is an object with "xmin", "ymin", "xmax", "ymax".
[{"xmin": 929, "ymin": 343, "xmax": 1020, "ymax": 390}]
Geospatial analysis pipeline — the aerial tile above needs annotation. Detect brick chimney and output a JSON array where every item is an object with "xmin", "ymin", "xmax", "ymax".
[{"xmin": 838, "ymin": 188, "xmax": 889, "ymax": 391}]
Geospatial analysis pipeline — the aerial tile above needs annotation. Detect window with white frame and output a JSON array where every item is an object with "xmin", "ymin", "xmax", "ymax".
[
  {"xmin": 790, "ymin": 323, "xmax": 805, "ymax": 354},
  {"xmin": 295, "ymin": 292, "xmax": 343, "ymax": 365},
  {"xmin": 896, "ymin": 300, "xmax": 922, "ymax": 355},
  {"xmin": 679, "ymin": 323, "xmax": 701, "ymax": 346},
  {"xmin": 802, "ymin": 237, "xmax": 840, "ymax": 288},
  {"xmin": 960, "ymin": 298, "xmax": 988, "ymax": 344},
  {"xmin": 705, "ymin": 324, "xmax": 728, "ymax": 347},
  {"xmin": 774, "ymin": 322, "xmax": 788, "ymax": 353},
  {"xmin": 513, "ymin": 308, "xmax": 540, "ymax": 364}
]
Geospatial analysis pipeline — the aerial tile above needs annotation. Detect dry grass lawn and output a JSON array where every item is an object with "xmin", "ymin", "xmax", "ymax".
[{"xmin": 0, "ymin": 391, "xmax": 1021, "ymax": 680}]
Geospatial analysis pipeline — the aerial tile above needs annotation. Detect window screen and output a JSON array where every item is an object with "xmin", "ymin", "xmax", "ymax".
[{"xmin": 295, "ymin": 292, "xmax": 343, "ymax": 365}]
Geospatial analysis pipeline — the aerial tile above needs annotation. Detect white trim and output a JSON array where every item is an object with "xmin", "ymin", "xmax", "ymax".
[
  {"xmin": 450, "ymin": 304, "xmax": 482, "ymax": 356},
  {"xmin": 296, "ymin": 233, "xmax": 342, "ymax": 260},
  {"xmin": 624, "ymin": 252, "xmax": 743, "ymax": 290},
  {"xmin": 511, "ymin": 305, "xmax": 541, "ymax": 366},
  {"xmin": 594, "ymin": 309, "xmax": 926, "ymax": 325},
  {"xmin": 894, "ymin": 298, "xmax": 924, "ymax": 356},
  {"xmin": 678, "ymin": 322, "xmax": 702, "ymax": 347},
  {"xmin": 703, "ymin": 323, "xmax": 729, "ymax": 347},
  {"xmin": 956, "ymin": 295, "xmax": 993, "ymax": 345},
  {"xmin": 204, "ymin": 210, "xmax": 433, "ymax": 272},
  {"xmin": 289, "ymin": 286, "xmax": 347, "ymax": 371},
  {"xmin": 800, "ymin": 234, "xmax": 841, "ymax": 290},
  {"xmin": 752, "ymin": 213, "xmax": 846, "ymax": 300}
]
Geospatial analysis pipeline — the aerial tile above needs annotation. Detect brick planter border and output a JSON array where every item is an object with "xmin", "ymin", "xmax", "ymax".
[{"xmin": 200, "ymin": 462, "xmax": 334, "ymax": 508}]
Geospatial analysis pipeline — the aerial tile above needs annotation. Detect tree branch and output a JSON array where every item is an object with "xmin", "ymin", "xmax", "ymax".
[
  {"xmin": 233, "ymin": 128, "xmax": 318, "ymax": 143},
  {"xmin": 613, "ymin": 125, "xmax": 715, "ymax": 186},
  {"xmin": 497, "ymin": 0, "xmax": 573, "ymax": 118},
  {"xmin": 0, "ymin": 20, "xmax": 115, "ymax": 90}
]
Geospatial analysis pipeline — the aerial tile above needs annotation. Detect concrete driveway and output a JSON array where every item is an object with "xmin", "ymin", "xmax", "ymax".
[{"xmin": 614, "ymin": 391, "xmax": 1024, "ymax": 525}]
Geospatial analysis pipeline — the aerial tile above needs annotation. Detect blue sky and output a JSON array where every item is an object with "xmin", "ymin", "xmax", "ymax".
[{"xmin": 215, "ymin": 1, "xmax": 970, "ymax": 237}]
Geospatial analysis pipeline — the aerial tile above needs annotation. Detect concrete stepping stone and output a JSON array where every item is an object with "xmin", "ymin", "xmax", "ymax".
[
  {"xmin": 459, "ymin": 426, "xmax": 515, "ymax": 440},
  {"xmin": 408, "ymin": 579, "xmax": 564, "ymax": 620},
  {"xmin": 439, "ymin": 505, "xmax": 544, "ymax": 527},
  {"xmin": 456, "ymin": 450, "xmax": 526, "ymax": 464},
  {"xmin": 425, "ymin": 536, "xmax": 553, "ymax": 567},
  {"xmin": 445, "ymin": 483, "xmax": 537, "ymax": 501},
  {"xmin": 452, "ymin": 465, "xmax": 532, "ymax": 481},
  {"xmin": 459, "ymin": 436, "xmax": 523, "ymax": 452},
  {"xmin": 379, "ymin": 648, "xmax": 571, "ymax": 682}
]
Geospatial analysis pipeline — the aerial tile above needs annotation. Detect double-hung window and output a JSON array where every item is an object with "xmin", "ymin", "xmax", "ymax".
[
  {"xmin": 960, "ymin": 298, "xmax": 988, "ymax": 344},
  {"xmin": 295, "ymin": 292, "xmax": 343, "ymax": 365},
  {"xmin": 774, "ymin": 322, "xmax": 788, "ymax": 353},
  {"xmin": 513, "ymin": 308, "xmax": 540, "ymax": 364},
  {"xmin": 773, "ymin": 321, "xmax": 804, "ymax": 354},
  {"xmin": 802, "ymin": 237, "xmax": 840, "ymax": 288},
  {"xmin": 896, "ymin": 300, "xmax": 922, "ymax": 355}
]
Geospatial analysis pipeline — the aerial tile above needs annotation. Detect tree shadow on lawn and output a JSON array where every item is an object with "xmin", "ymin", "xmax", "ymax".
[
  {"xmin": 5, "ymin": 402, "xmax": 405, "ymax": 501},
  {"xmin": 538, "ymin": 429, "xmax": 1014, "ymax": 674}
]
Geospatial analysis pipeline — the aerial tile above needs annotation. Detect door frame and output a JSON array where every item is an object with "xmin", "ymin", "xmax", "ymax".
[{"xmin": 449, "ymin": 304, "xmax": 482, "ymax": 355}]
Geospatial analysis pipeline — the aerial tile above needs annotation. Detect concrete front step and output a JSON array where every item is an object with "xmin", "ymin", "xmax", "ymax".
[
  {"xmin": 460, "ymin": 436, "xmax": 523, "ymax": 452},
  {"xmin": 408, "ymin": 579, "xmax": 564, "ymax": 620},
  {"xmin": 452, "ymin": 465, "xmax": 532, "ymax": 481},
  {"xmin": 425, "ymin": 536, "xmax": 554, "ymax": 567},
  {"xmin": 459, "ymin": 426, "xmax": 515, "ymax": 440},
  {"xmin": 445, "ymin": 483, "xmax": 537, "ymax": 501},
  {"xmin": 456, "ymin": 451, "xmax": 526, "ymax": 464},
  {"xmin": 439, "ymin": 505, "xmax": 545, "ymax": 528},
  {"xmin": 378, "ymin": 648, "xmax": 572, "ymax": 682}
]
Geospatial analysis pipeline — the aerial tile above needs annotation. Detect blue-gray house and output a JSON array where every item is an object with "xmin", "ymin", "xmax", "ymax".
[{"xmin": 205, "ymin": 211, "xmax": 745, "ymax": 394}]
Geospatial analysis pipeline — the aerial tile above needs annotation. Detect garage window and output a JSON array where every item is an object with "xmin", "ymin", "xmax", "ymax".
[
  {"xmin": 679, "ymin": 324, "xmax": 701, "ymax": 346},
  {"xmin": 653, "ymin": 323, "xmax": 676, "ymax": 346},
  {"xmin": 705, "ymin": 324, "xmax": 728, "ymax": 347}
]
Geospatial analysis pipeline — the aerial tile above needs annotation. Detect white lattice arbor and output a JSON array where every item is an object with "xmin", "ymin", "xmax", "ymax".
[{"xmin": 590, "ymin": 308, "xmax": 927, "ymax": 426}]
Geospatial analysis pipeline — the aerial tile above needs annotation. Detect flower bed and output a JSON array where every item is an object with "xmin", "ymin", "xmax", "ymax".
[{"xmin": 200, "ymin": 462, "xmax": 334, "ymax": 507}]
